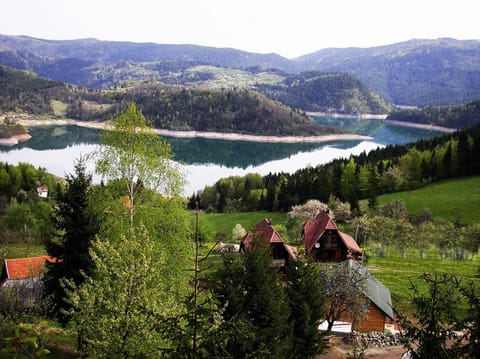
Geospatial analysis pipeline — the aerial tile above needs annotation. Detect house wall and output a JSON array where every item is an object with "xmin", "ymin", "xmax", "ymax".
[
  {"xmin": 354, "ymin": 303, "xmax": 393, "ymax": 332},
  {"xmin": 311, "ymin": 234, "xmax": 348, "ymax": 262}
]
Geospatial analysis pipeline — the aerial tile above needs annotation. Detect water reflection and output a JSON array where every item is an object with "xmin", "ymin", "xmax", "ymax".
[{"xmin": 0, "ymin": 118, "xmax": 445, "ymax": 194}]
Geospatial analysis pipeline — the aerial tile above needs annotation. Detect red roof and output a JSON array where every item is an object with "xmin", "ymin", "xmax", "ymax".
[
  {"xmin": 2, "ymin": 256, "xmax": 55, "ymax": 280},
  {"xmin": 303, "ymin": 211, "xmax": 361, "ymax": 253},
  {"xmin": 241, "ymin": 219, "xmax": 296, "ymax": 259}
]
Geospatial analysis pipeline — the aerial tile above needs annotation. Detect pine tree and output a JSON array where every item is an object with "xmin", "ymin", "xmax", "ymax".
[
  {"xmin": 243, "ymin": 238, "xmax": 293, "ymax": 358},
  {"xmin": 285, "ymin": 256, "xmax": 325, "ymax": 359},
  {"xmin": 43, "ymin": 158, "xmax": 98, "ymax": 323}
]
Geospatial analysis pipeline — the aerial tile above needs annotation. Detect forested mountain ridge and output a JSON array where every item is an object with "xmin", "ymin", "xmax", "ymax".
[
  {"xmin": 255, "ymin": 71, "xmax": 392, "ymax": 114},
  {"xmin": 0, "ymin": 65, "xmax": 340, "ymax": 136},
  {"xmin": 387, "ymin": 100, "xmax": 480, "ymax": 129},
  {"xmin": 294, "ymin": 38, "xmax": 480, "ymax": 106},
  {"xmin": 2, "ymin": 35, "xmax": 479, "ymax": 110}
]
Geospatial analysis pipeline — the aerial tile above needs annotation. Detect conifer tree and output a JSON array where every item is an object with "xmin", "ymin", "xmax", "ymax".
[
  {"xmin": 44, "ymin": 158, "xmax": 98, "ymax": 323},
  {"xmin": 285, "ymin": 257, "xmax": 325, "ymax": 359},
  {"xmin": 242, "ymin": 238, "xmax": 292, "ymax": 358}
]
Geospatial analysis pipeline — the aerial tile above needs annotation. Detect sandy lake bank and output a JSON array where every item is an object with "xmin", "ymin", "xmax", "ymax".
[{"xmin": 16, "ymin": 118, "xmax": 374, "ymax": 144}]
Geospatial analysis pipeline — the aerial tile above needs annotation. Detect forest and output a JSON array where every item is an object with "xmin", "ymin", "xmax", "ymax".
[
  {"xmin": 0, "ymin": 65, "xmax": 340, "ymax": 136},
  {"xmin": 195, "ymin": 121, "xmax": 480, "ymax": 213},
  {"xmin": 255, "ymin": 71, "xmax": 392, "ymax": 114},
  {"xmin": 1, "ymin": 104, "xmax": 480, "ymax": 358},
  {"xmin": 387, "ymin": 99, "xmax": 480, "ymax": 128}
]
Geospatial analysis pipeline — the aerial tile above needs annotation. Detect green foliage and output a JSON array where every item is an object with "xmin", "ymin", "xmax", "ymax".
[
  {"xmin": 387, "ymin": 100, "xmax": 480, "ymax": 128},
  {"xmin": 285, "ymin": 257, "xmax": 325, "ymax": 359},
  {"xmin": 66, "ymin": 225, "xmax": 177, "ymax": 358},
  {"xmin": 375, "ymin": 176, "xmax": 480, "ymax": 224},
  {"xmin": 210, "ymin": 240, "xmax": 293, "ymax": 358},
  {"xmin": 1, "ymin": 323, "xmax": 50, "ymax": 359},
  {"xmin": 199, "ymin": 121, "xmax": 480, "ymax": 214},
  {"xmin": 256, "ymin": 71, "xmax": 392, "ymax": 114},
  {"xmin": 43, "ymin": 158, "xmax": 98, "ymax": 323},
  {"xmin": 396, "ymin": 273, "xmax": 465, "ymax": 358},
  {"xmin": 95, "ymin": 103, "xmax": 184, "ymax": 198}
]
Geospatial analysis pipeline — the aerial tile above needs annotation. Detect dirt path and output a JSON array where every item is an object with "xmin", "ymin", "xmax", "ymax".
[{"xmin": 316, "ymin": 336, "xmax": 406, "ymax": 358}]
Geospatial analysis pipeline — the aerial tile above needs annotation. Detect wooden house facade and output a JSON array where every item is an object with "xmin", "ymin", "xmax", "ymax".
[
  {"xmin": 302, "ymin": 211, "xmax": 362, "ymax": 262},
  {"xmin": 240, "ymin": 218, "xmax": 297, "ymax": 266}
]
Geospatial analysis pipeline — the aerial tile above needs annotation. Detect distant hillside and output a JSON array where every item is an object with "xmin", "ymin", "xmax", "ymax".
[
  {"xmin": 2, "ymin": 35, "xmax": 479, "ymax": 109},
  {"xmin": 0, "ymin": 35, "xmax": 295, "ymax": 88},
  {"xmin": 0, "ymin": 66, "xmax": 338, "ymax": 137},
  {"xmin": 294, "ymin": 38, "xmax": 480, "ymax": 107},
  {"xmin": 386, "ymin": 99, "xmax": 480, "ymax": 129},
  {"xmin": 255, "ymin": 71, "xmax": 392, "ymax": 114}
]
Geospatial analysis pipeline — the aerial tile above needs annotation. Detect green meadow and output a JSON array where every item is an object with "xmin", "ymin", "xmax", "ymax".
[{"xmin": 374, "ymin": 176, "xmax": 480, "ymax": 224}]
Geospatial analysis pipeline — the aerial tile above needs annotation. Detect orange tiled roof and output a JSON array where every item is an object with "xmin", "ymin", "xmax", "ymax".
[{"xmin": 3, "ymin": 256, "xmax": 55, "ymax": 280}]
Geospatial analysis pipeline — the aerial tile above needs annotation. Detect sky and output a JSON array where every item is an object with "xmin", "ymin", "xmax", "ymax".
[{"xmin": 1, "ymin": 0, "xmax": 479, "ymax": 59}]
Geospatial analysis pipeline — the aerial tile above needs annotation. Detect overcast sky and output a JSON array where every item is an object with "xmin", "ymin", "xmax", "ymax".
[{"xmin": 1, "ymin": 0, "xmax": 479, "ymax": 58}]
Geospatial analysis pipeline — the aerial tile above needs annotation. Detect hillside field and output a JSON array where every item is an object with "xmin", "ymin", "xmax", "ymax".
[{"xmin": 373, "ymin": 176, "xmax": 480, "ymax": 224}]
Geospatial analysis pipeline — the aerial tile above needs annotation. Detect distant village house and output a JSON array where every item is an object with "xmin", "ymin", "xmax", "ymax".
[{"xmin": 36, "ymin": 186, "xmax": 49, "ymax": 198}]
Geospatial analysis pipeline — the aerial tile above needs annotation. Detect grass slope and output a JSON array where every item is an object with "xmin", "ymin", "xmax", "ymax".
[
  {"xmin": 375, "ymin": 176, "xmax": 480, "ymax": 224},
  {"xmin": 200, "ymin": 211, "xmax": 287, "ymax": 242},
  {"xmin": 367, "ymin": 251, "xmax": 479, "ymax": 312}
]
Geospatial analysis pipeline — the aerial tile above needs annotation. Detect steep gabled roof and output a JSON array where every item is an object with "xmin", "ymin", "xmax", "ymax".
[
  {"xmin": 241, "ymin": 218, "xmax": 296, "ymax": 259},
  {"xmin": 303, "ymin": 211, "xmax": 361, "ymax": 254},
  {"xmin": 343, "ymin": 259, "xmax": 394, "ymax": 320},
  {"xmin": 1, "ymin": 256, "xmax": 55, "ymax": 281}
]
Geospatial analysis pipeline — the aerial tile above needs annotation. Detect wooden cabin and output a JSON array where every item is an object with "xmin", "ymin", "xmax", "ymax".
[
  {"xmin": 240, "ymin": 218, "xmax": 297, "ymax": 266},
  {"xmin": 302, "ymin": 211, "xmax": 362, "ymax": 262},
  {"xmin": 343, "ymin": 259, "xmax": 395, "ymax": 332}
]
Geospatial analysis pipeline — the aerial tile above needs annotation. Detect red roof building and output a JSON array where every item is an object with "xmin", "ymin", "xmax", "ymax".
[
  {"xmin": 0, "ymin": 256, "xmax": 55, "ymax": 286},
  {"xmin": 302, "ymin": 211, "xmax": 362, "ymax": 262},
  {"xmin": 240, "ymin": 218, "xmax": 297, "ymax": 266}
]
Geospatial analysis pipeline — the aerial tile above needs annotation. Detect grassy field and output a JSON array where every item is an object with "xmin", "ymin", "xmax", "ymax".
[
  {"xmin": 200, "ymin": 210, "xmax": 287, "ymax": 241},
  {"xmin": 366, "ymin": 250, "xmax": 479, "ymax": 313},
  {"xmin": 368, "ymin": 176, "xmax": 480, "ymax": 224}
]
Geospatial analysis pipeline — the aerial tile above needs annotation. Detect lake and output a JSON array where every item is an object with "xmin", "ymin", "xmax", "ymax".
[{"xmin": 0, "ymin": 117, "xmax": 444, "ymax": 195}]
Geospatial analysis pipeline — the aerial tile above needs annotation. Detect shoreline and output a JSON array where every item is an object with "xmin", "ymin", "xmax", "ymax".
[
  {"xmin": 307, "ymin": 112, "xmax": 388, "ymax": 120},
  {"xmin": 307, "ymin": 112, "xmax": 458, "ymax": 133},
  {"xmin": 0, "ymin": 133, "xmax": 32, "ymax": 146},
  {"xmin": 16, "ymin": 118, "xmax": 374, "ymax": 144},
  {"xmin": 384, "ymin": 119, "xmax": 458, "ymax": 133}
]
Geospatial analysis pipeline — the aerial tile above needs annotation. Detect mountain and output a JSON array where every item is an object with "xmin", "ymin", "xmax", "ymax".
[
  {"xmin": 0, "ymin": 34, "xmax": 297, "ymax": 79},
  {"xmin": 294, "ymin": 38, "xmax": 480, "ymax": 107},
  {"xmin": 1, "ymin": 35, "xmax": 479, "ymax": 109},
  {"xmin": 254, "ymin": 71, "xmax": 392, "ymax": 114},
  {"xmin": 0, "ymin": 65, "xmax": 339, "ymax": 137},
  {"xmin": 386, "ymin": 99, "xmax": 480, "ymax": 128}
]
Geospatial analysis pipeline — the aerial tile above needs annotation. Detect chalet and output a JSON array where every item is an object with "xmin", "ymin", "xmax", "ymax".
[
  {"xmin": 36, "ymin": 186, "xmax": 48, "ymax": 198},
  {"xmin": 302, "ymin": 210, "xmax": 362, "ymax": 262},
  {"xmin": 240, "ymin": 218, "xmax": 297, "ymax": 266},
  {"xmin": 0, "ymin": 256, "xmax": 55, "ymax": 307},
  {"xmin": 343, "ymin": 259, "xmax": 395, "ymax": 332}
]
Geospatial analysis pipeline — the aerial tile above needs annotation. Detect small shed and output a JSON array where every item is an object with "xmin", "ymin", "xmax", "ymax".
[
  {"xmin": 240, "ymin": 218, "xmax": 297, "ymax": 266},
  {"xmin": 302, "ymin": 211, "xmax": 362, "ymax": 262},
  {"xmin": 343, "ymin": 259, "xmax": 395, "ymax": 332},
  {"xmin": 0, "ymin": 256, "xmax": 55, "ymax": 308}
]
